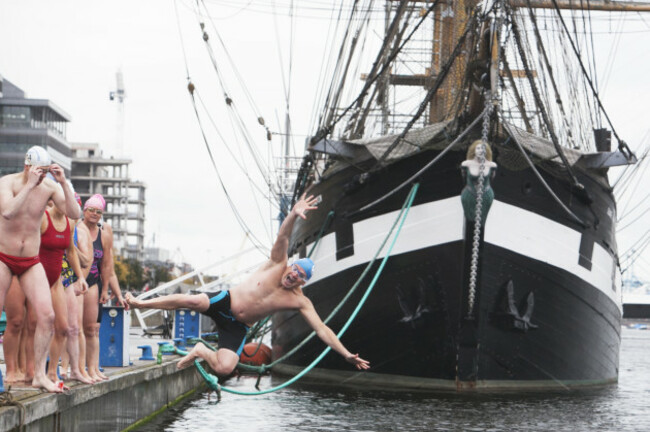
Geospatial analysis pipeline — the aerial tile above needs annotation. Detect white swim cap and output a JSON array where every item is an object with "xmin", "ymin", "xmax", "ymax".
[{"xmin": 24, "ymin": 146, "xmax": 52, "ymax": 167}]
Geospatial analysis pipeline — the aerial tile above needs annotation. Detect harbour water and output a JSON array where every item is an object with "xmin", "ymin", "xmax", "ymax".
[{"xmin": 136, "ymin": 325, "xmax": 650, "ymax": 432}]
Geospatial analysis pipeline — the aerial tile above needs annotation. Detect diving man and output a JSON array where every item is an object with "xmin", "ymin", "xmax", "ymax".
[{"xmin": 125, "ymin": 194, "xmax": 370, "ymax": 376}]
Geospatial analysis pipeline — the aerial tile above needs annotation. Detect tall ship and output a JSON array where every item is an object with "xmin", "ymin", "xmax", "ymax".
[{"xmin": 265, "ymin": 0, "xmax": 647, "ymax": 390}]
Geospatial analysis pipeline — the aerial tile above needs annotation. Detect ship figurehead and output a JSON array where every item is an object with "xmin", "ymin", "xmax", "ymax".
[{"xmin": 460, "ymin": 139, "xmax": 497, "ymax": 224}]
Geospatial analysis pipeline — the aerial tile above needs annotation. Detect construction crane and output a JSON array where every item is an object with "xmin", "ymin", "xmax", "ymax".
[{"xmin": 109, "ymin": 69, "xmax": 126, "ymax": 158}]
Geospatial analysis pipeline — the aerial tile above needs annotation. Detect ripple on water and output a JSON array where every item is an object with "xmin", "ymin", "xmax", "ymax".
[{"xmin": 137, "ymin": 328, "xmax": 650, "ymax": 432}]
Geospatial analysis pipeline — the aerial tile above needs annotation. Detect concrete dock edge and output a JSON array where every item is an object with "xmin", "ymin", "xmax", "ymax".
[{"xmin": 0, "ymin": 358, "xmax": 205, "ymax": 432}]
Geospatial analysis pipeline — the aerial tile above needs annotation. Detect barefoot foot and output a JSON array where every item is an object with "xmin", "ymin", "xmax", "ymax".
[
  {"xmin": 177, "ymin": 347, "xmax": 200, "ymax": 369},
  {"xmin": 32, "ymin": 375, "xmax": 64, "ymax": 393},
  {"xmin": 70, "ymin": 369, "xmax": 94, "ymax": 385},
  {"xmin": 55, "ymin": 381, "xmax": 70, "ymax": 391},
  {"xmin": 5, "ymin": 371, "xmax": 26, "ymax": 384},
  {"xmin": 80, "ymin": 370, "xmax": 95, "ymax": 384},
  {"xmin": 94, "ymin": 369, "xmax": 109, "ymax": 380}
]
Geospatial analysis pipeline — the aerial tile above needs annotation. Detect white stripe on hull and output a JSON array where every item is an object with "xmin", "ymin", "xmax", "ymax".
[
  {"xmin": 485, "ymin": 201, "xmax": 620, "ymax": 307},
  {"xmin": 300, "ymin": 197, "xmax": 464, "ymax": 283},
  {"xmin": 298, "ymin": 197, "xmax": 620, "ymax": 309}
]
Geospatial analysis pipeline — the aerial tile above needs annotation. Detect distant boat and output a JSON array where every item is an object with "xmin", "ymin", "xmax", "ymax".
[{"xmin": 623, "ymin": 280, "xmax": 650, "ymax": 319}]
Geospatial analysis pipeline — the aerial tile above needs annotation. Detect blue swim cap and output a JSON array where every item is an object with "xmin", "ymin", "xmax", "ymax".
[{"xmin": 294, "ymin": 258, "xmax": 314, "ymax": 281}]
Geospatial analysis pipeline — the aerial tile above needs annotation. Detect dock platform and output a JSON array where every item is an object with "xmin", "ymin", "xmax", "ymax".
[{"xmin": 0, "ymin": 328, "xmax": 204, "ymax": 431}]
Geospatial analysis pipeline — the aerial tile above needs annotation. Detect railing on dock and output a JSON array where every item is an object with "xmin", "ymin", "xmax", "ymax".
[{"xmin": 134, "ymin": 248, "xmax": 264, "ymax": 334}]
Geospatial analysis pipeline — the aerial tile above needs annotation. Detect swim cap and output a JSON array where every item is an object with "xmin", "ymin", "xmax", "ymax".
[
  {"xmin": 294, "ymin": 258, "xmax": 314, "ymax": 281},
  {"xmin": 25, "ymin": 146, "xmax": 52, "ymax": 167},
  {"xmin": 84, "ymin": 194, "xmax": 106, "ymax": 211}
]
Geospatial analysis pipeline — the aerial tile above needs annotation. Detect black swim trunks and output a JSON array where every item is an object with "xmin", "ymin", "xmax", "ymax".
[{"xmin": 202, "ymin": 290, "xmax": 249, "ymax": 355}]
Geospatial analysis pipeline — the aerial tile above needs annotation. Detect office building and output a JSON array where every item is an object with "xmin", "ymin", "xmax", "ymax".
[
  {"xmin": 0, "ymin": 76, "xmax": 72, "ymax": 175},
  {"xmin": 71, "ymin": 143, "xmax": 146, "ymax": 261}
]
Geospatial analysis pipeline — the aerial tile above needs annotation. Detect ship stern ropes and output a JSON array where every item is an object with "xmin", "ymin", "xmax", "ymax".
[{"xmin": 271, "ymin": 0, "xmax": 639, "ymax": 391}]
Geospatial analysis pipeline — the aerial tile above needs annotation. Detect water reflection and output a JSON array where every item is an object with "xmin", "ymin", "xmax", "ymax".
[{"xmin": 138, "ymin": 327, "xmax": 650, "ymax": 432}]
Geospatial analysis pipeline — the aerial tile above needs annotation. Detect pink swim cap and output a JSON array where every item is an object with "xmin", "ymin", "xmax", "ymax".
[{"xmin": 84, "ymin": 194, "xmax": 106, "ymax": 211}]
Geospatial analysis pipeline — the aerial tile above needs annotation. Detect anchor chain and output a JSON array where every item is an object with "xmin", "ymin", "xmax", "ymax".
[{"xmin": 467, "ymin": 93, "xmax": 494, "ymax": 317}]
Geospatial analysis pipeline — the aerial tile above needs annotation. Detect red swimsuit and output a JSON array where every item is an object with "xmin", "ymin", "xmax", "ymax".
[
  {"xmin": 39, "ymin": 211, "xmax": 70, "ymax": 287},
  {"xmin": 0, "ymin": 251, "xmax": 40, "ymax": 276}
]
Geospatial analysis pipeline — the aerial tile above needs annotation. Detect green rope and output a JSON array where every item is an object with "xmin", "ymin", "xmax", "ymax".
[
  {"xmin": 157, "ymin": 343, "xmax": 177, "ymax": 364},
  {"xmin": 187, "ymin": 337, "xmax": 216, "ymax": 348},
  {"xmin": 245, "ymin": 316, "xmax": 270, "ymax": 341},
  {"xmin": 239, "ymin": 187, "xmax": 418, "ymax": 375},
  {"xmin": 196, "ymin": 183, "xmax": 420, "ymax": 396}
]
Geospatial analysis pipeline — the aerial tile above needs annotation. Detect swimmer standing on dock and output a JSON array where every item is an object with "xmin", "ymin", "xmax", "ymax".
[
  {"xmin": 126, "ymin": 193, "xmax": 370, "ymax": 376},
  {"xmin": 0, "ymin": 146, "xmax": 81, "ymax": 393}
]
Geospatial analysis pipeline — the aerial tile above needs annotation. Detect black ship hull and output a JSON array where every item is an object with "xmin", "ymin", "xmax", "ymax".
[{"xmin": 272, "ymin": 145, "xmax": 621, "ymax": 390}]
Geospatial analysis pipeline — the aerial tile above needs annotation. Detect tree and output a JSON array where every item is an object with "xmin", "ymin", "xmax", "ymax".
[{"xmin": 115, "ymin": 257, "xmax": 144, "ymax": 291}]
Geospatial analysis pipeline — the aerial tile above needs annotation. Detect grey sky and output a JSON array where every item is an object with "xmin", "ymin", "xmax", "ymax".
[{"xmin": 1, "ymin": 0, "xmax": 648, "ymax": 281}]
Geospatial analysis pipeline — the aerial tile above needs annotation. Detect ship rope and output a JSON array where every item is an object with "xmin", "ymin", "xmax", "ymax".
[
  {"xmin": 196, "ymin": 183, "xmax": 420, "ymax": 398},
  {"xmin": 173, "ymin": 0, "xmax": 279, "ymax": 252},
  {"xmin": 507, "ymin": 5, "xmax": 584, "ymax": 191},
  {"xmin": 187, "ymin": 83, "xmax": 271, "ymax": 254},
  {"xmin": 193, "ymin": 7, "xmax": 274, "ymax": 187},
  {"xmin": 467, "ymin": 94, "xmax": 494, "ymax": 317},
  {"xmin": 309, "ymin": 0, "xmax": 442, "ymax": 148},
  {"xmin": 0, "ymin": 390, "xmax": 25, "ymax": 429},
  {"xmin": 522, "ymin": 0, "xmax": 575, "ymax": 148},
  {"xmin": 548, "ymin": 0, "xmax": 631, "ymax": 157},
  {"xmin": 501, "ymin": 110, "xmax": 587, "ymax": 227},
  {"xmin": 353, "ymin": 104, "xmax": 489, "ymax": 216},
  {"xmin": 375, "ymin": 8, "xmax": 481, "ymax": 166}
]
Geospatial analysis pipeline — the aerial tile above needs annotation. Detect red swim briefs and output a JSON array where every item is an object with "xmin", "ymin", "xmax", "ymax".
[{"xmin": 0, "ymin": 251, "xmax": 41, "ymax": 276}]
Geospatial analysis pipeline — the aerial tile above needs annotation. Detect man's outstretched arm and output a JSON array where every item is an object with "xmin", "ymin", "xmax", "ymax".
[
  {"xmin": 269, "ymin": 193, "xmax": 319, "ymax": 263},
  {"xmin": 299, "ymin": 297, "xmax": 370, "ymax": 370}
]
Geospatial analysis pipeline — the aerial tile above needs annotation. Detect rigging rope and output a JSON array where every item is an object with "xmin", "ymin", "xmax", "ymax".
[
  {"xmin": 311, "ymin": 0, "xmax": 442, "ymax": 147},
  {"xmin": 175, "ymin": 0, "xmax": 277, "ymax": 252},
  {"xmin": 375, "ymin": 8, "xmax": 478, "ymax": 165},
  {"xmin": 354, "ymin": 105, "xmax": 488, "ymax": 215},
  {"xmin": 187, "ymin": 85, "xmax": 270, "ymax": 255},
  {"xmin": 523, "ymin": 0, "xmax": 576, "ymax": 148},
  {"xmin": 548, "ymin": 0, "xmax": 631, "ymax": 157},
  {"xmin": 508, "ymin": 6, "xmax": 584, "ymax": 190},
  {"xmin": 501, "ymin": 116, "xmax": 587, "ymax": 227},
  {"xmin": 197, "ymin": 182, "xmax": 420, "ymax": 397}
]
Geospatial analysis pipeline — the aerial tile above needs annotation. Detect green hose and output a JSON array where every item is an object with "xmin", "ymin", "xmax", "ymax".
[{"xmin": 196, "ymin": 183, "xmax": 419, "ymax": 396}]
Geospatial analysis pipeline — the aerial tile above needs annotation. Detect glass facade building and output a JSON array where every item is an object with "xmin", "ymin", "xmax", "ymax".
[{"xmin": 0, "ymin": 76, "xmax": 72, "ymax": 175}]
